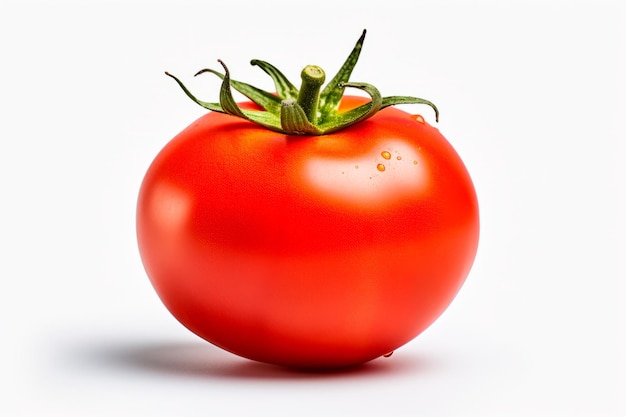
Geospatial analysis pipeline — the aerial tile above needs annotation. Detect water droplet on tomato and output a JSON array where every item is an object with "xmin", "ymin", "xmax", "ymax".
[
  {"xmin": 381, "ymin": 151, "xmax": 391, "ymax": 160},
  {"xmin": 383, "ymin": 351, "xmax": 394, "ymax": 358},
  {"xmin": 376, "ymin": 163, "xmax": 386, "ymax": 172},
  {"xmin": 412, "ymin": 114, "xmax": 425, "ymax": 123},
  {"xmin": 397, "ymin": 155, "xmax": 402, "ymax": 160},
  {"xmin": 413, "ymin": 160, "xmax": 418, "ymax": 165}
]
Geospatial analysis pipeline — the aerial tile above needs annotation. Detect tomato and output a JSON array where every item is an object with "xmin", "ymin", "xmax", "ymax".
[
  {"xmin": 137, "ymin": 31, "xmax": 479, "ymax": 368},
  {"xmin": 137, "ymin": 95, "xmax": 478, "ymax": 368}
]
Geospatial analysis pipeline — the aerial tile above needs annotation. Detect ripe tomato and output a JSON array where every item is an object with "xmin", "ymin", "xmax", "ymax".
[
  {"xmin": 136, "ymin": 95, "xmax": 479, "ymax": 368},
  {"xmin": 137, "ymin": 31, "xmax": 479, "ymax": 368}
]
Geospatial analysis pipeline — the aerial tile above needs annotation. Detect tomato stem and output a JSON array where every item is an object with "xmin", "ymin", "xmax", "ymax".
[{"xmin": 297, "ymin": 65, "xmax": 326, "ymax": 124}]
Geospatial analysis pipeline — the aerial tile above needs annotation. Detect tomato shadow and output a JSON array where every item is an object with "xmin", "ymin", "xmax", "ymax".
[{"xmin": 84, "ymin": 339, "xmax": 429, "ymax": 381}]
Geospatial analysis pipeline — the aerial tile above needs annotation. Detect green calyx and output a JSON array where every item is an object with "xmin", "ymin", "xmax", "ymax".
[{"xmin": 166, "ymin": 30, "xmax": 439, "ymax": 136}]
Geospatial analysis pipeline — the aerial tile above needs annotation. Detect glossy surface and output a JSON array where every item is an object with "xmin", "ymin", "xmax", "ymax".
[{"xmin": 136, "ymin": 97, "xmax": 479, "ymax": 368}]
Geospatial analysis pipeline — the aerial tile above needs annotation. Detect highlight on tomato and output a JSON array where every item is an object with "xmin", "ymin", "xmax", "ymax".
[{"xmin": 136, "ymin": 30, "xmax": 479, "ymax": 369}]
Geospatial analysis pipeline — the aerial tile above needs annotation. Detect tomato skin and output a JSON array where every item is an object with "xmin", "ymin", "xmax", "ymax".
[{"xmin": 137, "ymin": 96, "xmax": 479, "ymax": 368}]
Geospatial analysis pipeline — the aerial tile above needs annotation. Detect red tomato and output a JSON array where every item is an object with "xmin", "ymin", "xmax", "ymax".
[{"xmin": 136, "ymin": 96, "xmax": 479, "ymax": 369}]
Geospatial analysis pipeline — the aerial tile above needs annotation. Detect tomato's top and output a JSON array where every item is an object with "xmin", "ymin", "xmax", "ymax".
[{"xmin": 166, "ymin": 30, "xmax": 439, "ymax": 136}]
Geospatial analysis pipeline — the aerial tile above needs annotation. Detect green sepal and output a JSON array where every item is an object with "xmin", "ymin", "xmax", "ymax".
[
  {"xmin": 216, "ymin": 60, "xmax": 247, "ymax": 118},
  {"xmin": 250, "ymin": 59, "xmax": 299, "ymax": 101},
  {"xmin": 381, "ymin": 96, "xmax": 440, "ymax": 122},
  {"xmin": 280, "ymin": 99, "xmax": 322, "ymax": 135},
  {"xmin": 195, "ymin": 67, "xmax": 282, "ymax": 113},
  {"xmin": 319, "ymin": 82, "xmax": 382, "ymax": 133},
  {"xmin": 165, "ymin": 71, "xmax": 223, "ymax": 113},
  {"xmin": 317, "ymin": 29, "xmax": 367, "ymax": 124}
]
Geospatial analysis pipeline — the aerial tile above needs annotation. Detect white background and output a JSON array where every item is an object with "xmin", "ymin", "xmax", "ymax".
[{"xmin": 1, "ymin": 0, "xmax": 624, "ymax": 416}]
